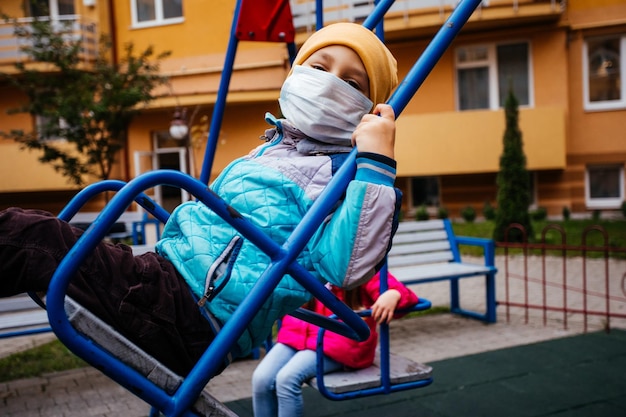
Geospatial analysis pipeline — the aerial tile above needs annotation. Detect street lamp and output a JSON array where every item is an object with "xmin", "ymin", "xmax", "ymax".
[{"xmin": 169, "ymin": 107, "xmax": 189, "ymax": 140}]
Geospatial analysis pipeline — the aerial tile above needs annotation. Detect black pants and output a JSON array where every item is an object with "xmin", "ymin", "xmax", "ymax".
[{"xmin": 0, "ymin": 207, "xmax": 215, "ymax": 376}]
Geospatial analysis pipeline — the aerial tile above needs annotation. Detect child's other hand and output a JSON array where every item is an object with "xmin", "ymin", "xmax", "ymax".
[
  {"xmin": 370, "ymin": 289, "xmax": 401, "ymax": 324},
  {"xmin": 351, "ymin": 103, "xmax": 396, "ymax": 159}
]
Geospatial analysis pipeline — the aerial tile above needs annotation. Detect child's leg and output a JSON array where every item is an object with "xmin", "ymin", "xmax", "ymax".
[
  {"xmin": 0, "ymin": 207, "xmax": 81, "ymax": 296},
  {"xmin": 0, "ymin": 207, "xmax": 214, "ymax": 376},
  {"xmin": 275, "ymin": 349, "xmax": 342, "ymax": 417},
  {"xmin": 252, "ymin": 343, "xmax": 298, "ymax": 417}
]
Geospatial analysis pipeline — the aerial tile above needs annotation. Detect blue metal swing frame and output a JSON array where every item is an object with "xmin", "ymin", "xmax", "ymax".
[{"xmin": 41, "ymin": 0, "xmax": 483, "ymax": 415}]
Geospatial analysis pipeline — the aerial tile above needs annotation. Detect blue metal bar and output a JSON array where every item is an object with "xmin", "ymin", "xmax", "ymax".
[
  {"xmin": 286, "ymin": 41, "xmax": 297, "ymax": 65},
  {"xmin": 57, "ymin": 179, "xmax": 170, "ymax": 225},
  {"xmin": 199, "ymin": 0, "xmax": 243, "ymax": 185},
  {"xmin": 374, "ymin": 0, "xmax": 386, "ymax": 42},
  {"xmin": 0, "ymin": 327, "xmax": 52, "ymax": 339},
  {"xmin": 378, "ymin": 263, "xmax": 391, "ymax": 392},
  {"xmin": 363, "ymin": 0, "xmax": 395, "ymax": 31},
  {"xmin": 316, "ymin": 0, "xmax": 323, "ymax": 30}
]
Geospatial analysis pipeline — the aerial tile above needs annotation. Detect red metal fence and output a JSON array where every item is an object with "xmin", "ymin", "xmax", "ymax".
[{"xmin": 497, "ymin": 224, "xmax": 626, "ymax": 332}]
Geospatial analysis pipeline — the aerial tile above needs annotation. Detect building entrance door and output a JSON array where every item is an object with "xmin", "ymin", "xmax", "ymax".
[{"xmin": 134, "ymin": 131, "xmax": 190, "ymax": 214}]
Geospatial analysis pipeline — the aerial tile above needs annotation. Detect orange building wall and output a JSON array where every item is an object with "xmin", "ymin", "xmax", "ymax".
[{"xmin": 560, "ymin": 1, "xmax": 626, "ymax": 215}]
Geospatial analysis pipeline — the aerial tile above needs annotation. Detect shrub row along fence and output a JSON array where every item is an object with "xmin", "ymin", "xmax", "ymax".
[{"xmin": 496, "ymin": 224, "xmax": 626, "ymax": 332}]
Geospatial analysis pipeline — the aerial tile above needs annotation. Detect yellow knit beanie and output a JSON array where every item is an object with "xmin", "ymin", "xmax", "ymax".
[{"xmin": 290, "ymin": 23, "xmax": 398, "ymax": 107}]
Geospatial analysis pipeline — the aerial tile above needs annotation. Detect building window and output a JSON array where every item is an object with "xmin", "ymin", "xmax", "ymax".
[
  {"xmin": 583, "ymin": 36, "xmax": 626, "ymax": 111},
  {"xmin": 132, "ymin": 0, "xmax": 183, "ymax": 28},
  {"xmin": 35, "ymin": 115, "xmax": 68, "ymax": 142},
  {"xmin": 410, "ymin": 176, "xmax": 440, "ymax": 209},
  {"xmin": 57, "ymin": 0, "xmax": 75, "ymax": 15},
  {"xmin": 456, "ymin": 42, "xmax": 531, "ymax": 110},
  {"xmin": 28, "ymin": 0, "xmax": 75, "ymax": 18},
  {"xmin": 585, "ymin": 164, "xmax": 624, "ymax": 209}
]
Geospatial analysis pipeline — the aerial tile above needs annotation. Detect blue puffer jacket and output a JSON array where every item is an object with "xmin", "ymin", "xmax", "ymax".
[{"xmin": 156, "ymin": 115, "xmax": 400, "ymax": 358}]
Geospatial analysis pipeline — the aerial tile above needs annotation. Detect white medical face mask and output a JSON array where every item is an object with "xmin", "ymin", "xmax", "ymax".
[{"xmin": 279, "ymin": 65, "xmax": 373, "ymax": 146}]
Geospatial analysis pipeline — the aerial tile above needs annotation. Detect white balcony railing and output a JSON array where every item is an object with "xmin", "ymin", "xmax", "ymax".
[
  {"xmin": 0, "ymin": 15, "xmax": 98, "ymax": 65},
  {"xmin": 290, "ymin": 0, "xmax": 564, "ymax": 32}
]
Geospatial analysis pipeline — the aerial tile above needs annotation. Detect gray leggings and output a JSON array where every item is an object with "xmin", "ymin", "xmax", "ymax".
[{"xmin": 0, "ymin": 207, "xmax": 215, "ymax": 376}]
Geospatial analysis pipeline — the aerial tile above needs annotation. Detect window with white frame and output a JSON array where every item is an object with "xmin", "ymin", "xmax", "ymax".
[
  {"xmin": 132, "ymin": 0, "xmax": 183, "ymax": 28},
  {"xmin": 28, "ymin": 0, "xmax": 75, "ymax": 17},
  {"xmin": 585, "ymin": 164, "xmax": 625, "ymax": 209},
  {"xmin": 583, "ymin": 35, "xmax": 626, "ymax": 111},
  {"xmin": 456, "ymin": 42, "xmax": 531, "ymax": 111}
]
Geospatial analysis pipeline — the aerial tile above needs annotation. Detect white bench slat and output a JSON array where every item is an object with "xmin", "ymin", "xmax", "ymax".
[
  {"xmin": 387, "ymin": 251, "xmax": 454, "ymax": 267},
  {"xmin": 389, "ymin": 240, "xmax": 451, "ymax": 256},
  {"xmin": 309, "ymin": 352, "xmax": 432, "ymax": 394},
  {"xmin": 395, "ymin": 219, "xmax": 446, "ymax": 232},
  {"xmin": 392, "ymin": 262, "xmax": 493, "ymax": 283},
  {"xmin": 396, "ymin": 219, "xmax": 445, "ymax": 232},
  {"xmin": 0, "ymin": 295, "xmax": 41, "ymax": 313},
  {"xmin": 0, "ymin": 295, "xmax": 49, "ymax": 335},
  {"xmin": 131, "ymin": 244, "xmax": 155, "ymax": 255},
  {"xmin": 0, "ymin": 310, "xmax": 48, "ymax": 330},
  {"xmin": 391, "ymin": 229, "xmax": 449, "ymax": 245}
]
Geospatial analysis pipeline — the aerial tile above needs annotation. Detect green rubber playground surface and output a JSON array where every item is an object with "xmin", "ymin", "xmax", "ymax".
[{"xmin": 226, "ymin": 330, "xmax": 626, "ymax": 417}]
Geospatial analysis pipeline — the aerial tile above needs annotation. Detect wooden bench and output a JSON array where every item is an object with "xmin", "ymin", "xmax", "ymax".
[
  {"xmin": 0, "ymin": 295, "xmax": 50, "ymax": 339},
  {"xmin": 387, "ymin": 219, "xmax": 497, "ymax": 323}
]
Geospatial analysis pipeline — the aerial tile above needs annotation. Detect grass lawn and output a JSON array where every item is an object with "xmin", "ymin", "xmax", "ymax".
[{"xmin": 0, "ymin": 339, "xmax": 86, "ymax": 382}]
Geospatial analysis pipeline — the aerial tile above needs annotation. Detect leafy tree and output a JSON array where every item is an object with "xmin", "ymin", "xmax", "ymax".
[
  {"xmin": 0, "ymin": 16, "xmax": 171, "ymax": 186},
  {"xmin": 493, "ymin": 90, "xmax": 533, "ymax": 242}
]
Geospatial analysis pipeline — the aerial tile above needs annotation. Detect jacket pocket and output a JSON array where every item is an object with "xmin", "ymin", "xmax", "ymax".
[{"xmin": 197, "ymin": 235, "xmax": 243, "ymax": 306}]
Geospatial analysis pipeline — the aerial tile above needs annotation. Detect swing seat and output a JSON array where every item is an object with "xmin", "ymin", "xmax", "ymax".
[
  {"xmin": 309, "ymin": 352, "xmax": 432, "ymax": 394},
  {"xmin": 308, "ymin": 297, "xmax": 434, "ymax": 400},
  {"xmin": 63, "ymin": 297, "xmax": 237, "ymax": 417}
]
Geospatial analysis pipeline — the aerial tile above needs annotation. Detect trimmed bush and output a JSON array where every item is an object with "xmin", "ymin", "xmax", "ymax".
[
  {"xmin": 461, "ymin": 206, "xmax": 476, "ymax": 223},
  {"xmin": 592, "ymin": 210, "xmax": 601, "ymax": 221},
  {"xmin": 415, "ymin": 205, "xmax": 429, "ymax": 221},
  {"xmin": 483, "ymin": 201, "xmax": 496, "ymax": 220},
  {"xmin": 437, "ymin": 206, "xmax": 449, "ymax": 219},
  {"xmin": 493, "ymin": 90, "xmax": 533, "ymax": 242},
  {"xmin": 530, "ymin": 207, "xmax": 548, "ymax": 221},
  {"xmin": 563, "ymin": 206, "xmax": 571, "ymax": 221}
]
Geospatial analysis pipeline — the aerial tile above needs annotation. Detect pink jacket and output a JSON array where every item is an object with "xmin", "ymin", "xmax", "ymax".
[{"xmin": 276, "ymin": 272, "xmax": 418, "ymax": 369}]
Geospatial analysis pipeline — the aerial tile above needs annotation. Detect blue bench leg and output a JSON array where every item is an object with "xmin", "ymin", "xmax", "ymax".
[
  {"xmin": 450, "ymin": 276, "xmax": 497, "ymax": 324},
  {"xmin": 450, "ymin": 278, "xmax": 460, "ymax": 312},
  {"xmin": 485, "ymin": 272, "xmax": 497, "ymax": 323}
]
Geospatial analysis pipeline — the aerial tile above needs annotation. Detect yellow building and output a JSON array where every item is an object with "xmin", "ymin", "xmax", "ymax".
[{"xmin": 0, "ymin": 0, "xmax": 625, "ymax": 219}]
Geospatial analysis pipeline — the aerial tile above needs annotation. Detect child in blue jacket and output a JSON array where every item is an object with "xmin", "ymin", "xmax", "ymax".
[{"xmin": 0, "ymin": 22, "xmax": 400, "ymax": 376}]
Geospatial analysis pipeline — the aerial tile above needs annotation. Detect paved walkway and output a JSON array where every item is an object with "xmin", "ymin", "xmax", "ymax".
[{"xmin": 1, "ymin": 255, "xmax": 625, "ymax": 416}]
